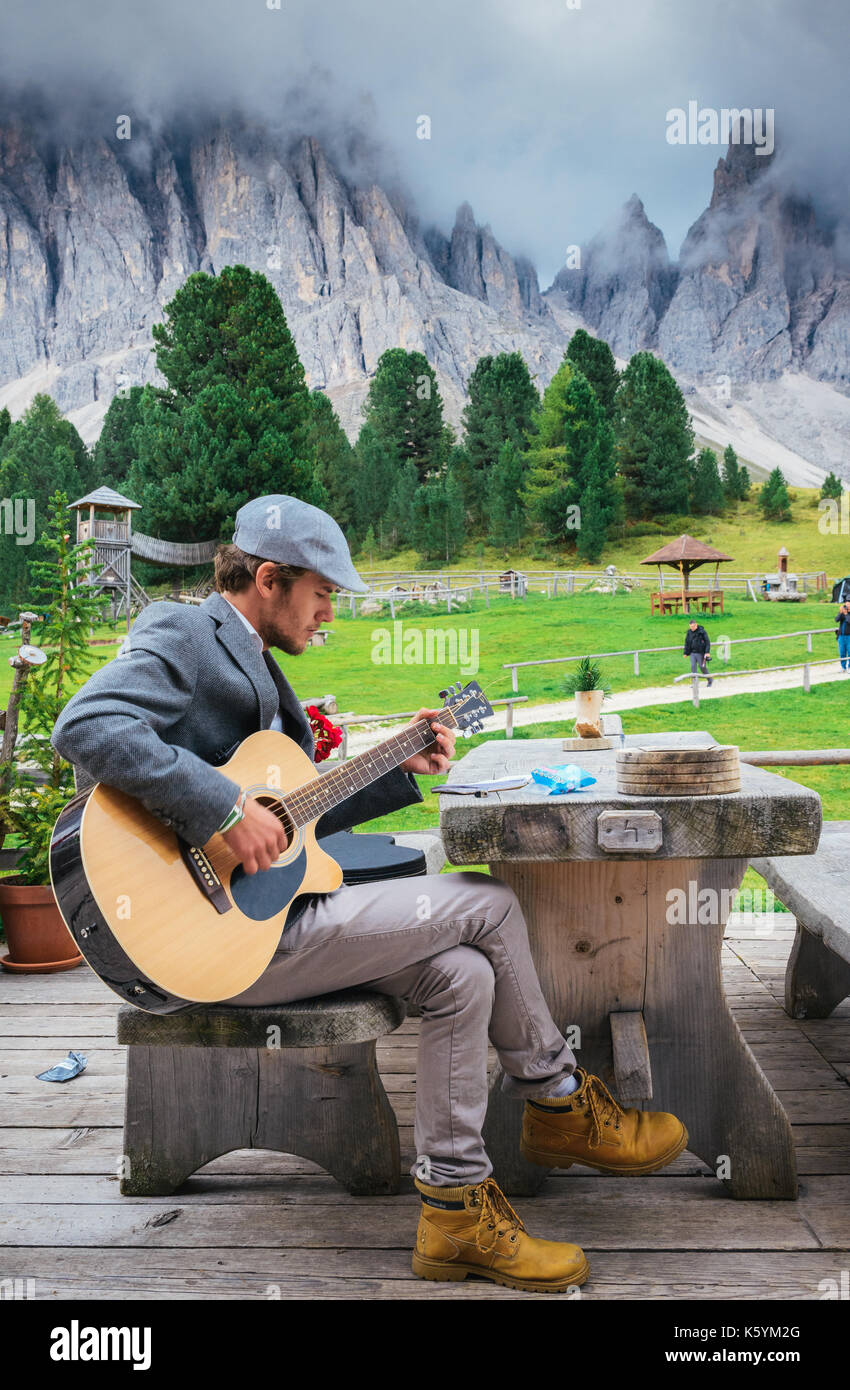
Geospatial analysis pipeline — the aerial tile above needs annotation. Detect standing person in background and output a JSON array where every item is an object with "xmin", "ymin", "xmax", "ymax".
[
  {"xmin": 836, "ymin": 601, "xmax": 850, "ymax": 672},
  {"xmin": 684, "ymin": 618, "xmax": 712, "ymax": 687}
]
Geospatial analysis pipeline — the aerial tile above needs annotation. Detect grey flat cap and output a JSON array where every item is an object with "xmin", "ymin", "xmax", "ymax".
[{"xmin": 232, "ymin": 495, "xmax": 369, "ymax": 594}]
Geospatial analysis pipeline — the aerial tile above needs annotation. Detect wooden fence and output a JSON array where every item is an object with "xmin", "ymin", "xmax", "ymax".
[{"xmin": 504, "ymin": 628, "xmax": 837, "ymax": 692}]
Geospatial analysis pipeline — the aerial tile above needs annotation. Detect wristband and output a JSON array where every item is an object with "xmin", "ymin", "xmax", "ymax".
[{"xmin": 218, "ymin": 789, "xmax": 248, "ymax": 834}]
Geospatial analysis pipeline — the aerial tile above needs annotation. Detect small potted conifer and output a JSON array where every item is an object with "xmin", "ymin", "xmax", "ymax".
[{"xmin": 562, "ymin": 657, "xmax": 611, "ymax": 738}]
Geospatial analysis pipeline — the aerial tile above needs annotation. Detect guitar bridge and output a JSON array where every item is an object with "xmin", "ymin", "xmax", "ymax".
[{"xmin": 178, "ymin": 840, "xmax": 232, "ymax": 915}]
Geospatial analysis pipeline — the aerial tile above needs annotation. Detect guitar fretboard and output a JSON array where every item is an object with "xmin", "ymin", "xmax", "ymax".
[{"xmin": 280, "ymin": 707, "xmax": 458, "ymax": 829}]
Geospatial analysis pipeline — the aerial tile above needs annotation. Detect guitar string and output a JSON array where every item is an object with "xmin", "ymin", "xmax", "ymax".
[
  {"xmin": 264, "ymin": 697, "xmax": 477, "ymax": 829},
  {"xmin": 280, "ymin": 710, "xmax": 458, "ymax": 828}
]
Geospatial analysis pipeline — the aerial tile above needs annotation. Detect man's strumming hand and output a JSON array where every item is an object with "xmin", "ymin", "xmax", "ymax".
[
  {"xmin": 222, "ymin": 797, "xmax": 288, "ymax": 875},
  {"xmin": 400, "ymin": 708, "xmax": 456, "ymax": 777}
]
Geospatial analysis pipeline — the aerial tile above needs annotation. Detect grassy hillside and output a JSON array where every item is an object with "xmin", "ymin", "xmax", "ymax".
[{"xmin": 355, "ymin": 488, "xmax": 848, "ymax": 577}]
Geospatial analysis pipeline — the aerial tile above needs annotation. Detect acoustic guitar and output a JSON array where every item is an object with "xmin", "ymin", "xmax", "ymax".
[{"xmin": 49, "ymin": 680, "xmax": 493, "ymax": 1014}]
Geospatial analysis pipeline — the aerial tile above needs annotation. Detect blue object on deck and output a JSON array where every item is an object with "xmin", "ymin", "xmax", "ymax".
[
  {"xmin": 531, "ymin": 764, "xmax": 597, "ymax": 795},
  {"xmin": 36, "ymin": 1049, "xmax": 88, "ymax": 1082}
]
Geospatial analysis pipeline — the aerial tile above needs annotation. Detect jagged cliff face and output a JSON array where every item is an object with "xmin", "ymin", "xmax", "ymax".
[
  {"xmin": 1, "ymin": 117, "xmax": 849, "ymax": 474},
  {"xmin": 548, "ymin": 142, "xmax": 850, "ymax": 392},
  {"xmin": 0, "ymin": 119, "xmax": 561, "ymax": 437},
  {"xmin": 547, "ymin": 194, "xmax": 678, "ymax": 359}
]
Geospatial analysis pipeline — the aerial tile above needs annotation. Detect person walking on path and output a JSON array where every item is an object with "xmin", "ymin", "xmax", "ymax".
[
  {"xmin": 836, "ymin": 601, "xmax": 850, "ymax": 672},
  {"xmin": 684, "ymin": 618, "xmax": 712, "ymax": 687}
]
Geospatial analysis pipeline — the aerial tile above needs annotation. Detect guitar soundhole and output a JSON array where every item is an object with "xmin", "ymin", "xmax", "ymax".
[{"xmin": 255, "ymin": 794, "xmax": 295, "ymax": 842}]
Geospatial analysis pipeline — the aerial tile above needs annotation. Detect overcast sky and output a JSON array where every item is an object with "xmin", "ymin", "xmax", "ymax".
[{"xmin": 2, "ymin": 0, "xmax": 847, "ymax": 284}]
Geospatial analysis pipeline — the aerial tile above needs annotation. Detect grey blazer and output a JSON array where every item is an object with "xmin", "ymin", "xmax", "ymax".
[{"xmin": 51, "ymin": 591, "xmax": 423, "ymax": 851}]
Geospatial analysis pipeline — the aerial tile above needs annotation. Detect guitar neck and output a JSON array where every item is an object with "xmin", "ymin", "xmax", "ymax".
[{"xmin": 282, "ymin": 708, "xmax": 457, "ymax": 829}]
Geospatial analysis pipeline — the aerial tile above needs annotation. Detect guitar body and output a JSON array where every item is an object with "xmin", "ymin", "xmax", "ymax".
[{"xmin": 50, "ymin": 730, "xmax": 344, "ymax": 1013}]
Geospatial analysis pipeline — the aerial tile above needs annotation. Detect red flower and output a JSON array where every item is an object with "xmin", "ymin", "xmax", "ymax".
[{"xmin": 307, "ymin": 705, "xmax": 343, "ymax": 763}]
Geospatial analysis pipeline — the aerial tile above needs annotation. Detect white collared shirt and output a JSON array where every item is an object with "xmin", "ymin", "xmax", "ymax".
[{"xmin": 224, "ymin": 598, "xmax": 283, "ymax": 733}]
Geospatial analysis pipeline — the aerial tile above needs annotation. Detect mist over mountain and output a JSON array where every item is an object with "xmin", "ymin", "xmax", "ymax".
[{"xmin": 1, "ymin": 109, "xmax": 850, "ymax": 481}]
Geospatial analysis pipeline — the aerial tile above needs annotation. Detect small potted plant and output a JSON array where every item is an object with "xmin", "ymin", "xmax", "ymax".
[
  {"xmin": 0, "ymin": 493, "xmax": 104, "ymax": 973},
  {"xmin": 562, "ymin": 657, "xmax": 611, "ymax": 737}
]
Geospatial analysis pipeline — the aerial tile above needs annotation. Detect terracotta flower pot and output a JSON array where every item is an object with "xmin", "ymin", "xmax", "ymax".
[{"xmin": 0, "ymin": 880, "xmax": 82, "ymax": 972}]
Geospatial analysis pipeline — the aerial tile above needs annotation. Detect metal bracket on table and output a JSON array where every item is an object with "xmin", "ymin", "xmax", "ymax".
[
  {"xmin": 597, "ymin": 810, "xmax": 663, "ymax": 853},
  {"xmin": 610, "ymin": 1011, "xmax": 653, "ymax": 1102}
]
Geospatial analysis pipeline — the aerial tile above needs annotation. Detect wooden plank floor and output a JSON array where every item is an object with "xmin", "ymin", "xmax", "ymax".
[{"xmin": 1, "ymin": 917, "xmax": 849, "ymax": 1300}]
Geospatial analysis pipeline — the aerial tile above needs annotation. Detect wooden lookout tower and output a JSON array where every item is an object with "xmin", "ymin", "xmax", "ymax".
[{"xmin": 68, "ymin": 487, "xmax": 141, "ymax": 628}]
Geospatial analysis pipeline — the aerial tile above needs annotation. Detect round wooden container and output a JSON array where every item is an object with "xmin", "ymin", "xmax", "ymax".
[{"xmin": 616, "ymin": 745, "xmax": 741, "ymax": 796}]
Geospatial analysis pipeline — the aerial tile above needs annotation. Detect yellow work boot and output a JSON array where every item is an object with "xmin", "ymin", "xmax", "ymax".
[
  {"xmin": 521, "ymin": 1068, "xmax": 688, "ymax": 1175},
  {"xmin": 411, "ymin": 1174, "xmax": 589, "ymax": 1293}
]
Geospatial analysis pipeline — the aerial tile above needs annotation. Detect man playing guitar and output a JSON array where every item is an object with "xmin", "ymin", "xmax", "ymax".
[{"xmin": 52, "ymin": 493, "xmax": 687, "ymax": 1293}]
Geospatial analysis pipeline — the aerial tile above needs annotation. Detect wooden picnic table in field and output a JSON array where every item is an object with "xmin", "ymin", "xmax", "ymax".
[{"xmin": 439, "ymin": 731, "xmax": 821, "ymax": 1200}]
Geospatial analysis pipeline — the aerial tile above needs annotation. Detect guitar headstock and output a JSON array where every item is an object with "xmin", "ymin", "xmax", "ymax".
[{"xmin": 438, "ymin": 680, "xmax": 495, "ymax": 737}]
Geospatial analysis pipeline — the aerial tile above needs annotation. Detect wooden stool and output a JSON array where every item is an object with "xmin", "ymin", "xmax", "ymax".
[{"xmin": 117, "ymin": 992, "xmax": 405, "ymax": 1197}]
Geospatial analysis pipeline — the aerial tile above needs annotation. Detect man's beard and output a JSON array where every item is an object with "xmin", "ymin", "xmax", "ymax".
[{"xmin": 257, "ymin": 610, "xmax": 306, "ymax": 656}]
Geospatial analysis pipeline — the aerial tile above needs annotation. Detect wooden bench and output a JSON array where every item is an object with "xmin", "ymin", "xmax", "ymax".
[
  {"xmin": 751, "ymin": 821, "xmax": 850, "ymax": 1019},
  {"xmin": 117, "ymin": 991, "xmax": 405, "ymax": 1197}
]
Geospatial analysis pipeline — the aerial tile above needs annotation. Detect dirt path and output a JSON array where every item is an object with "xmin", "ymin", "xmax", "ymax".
[{"xmin": 340, "ymin": 658, "xmax": 849, "ymax": 755}]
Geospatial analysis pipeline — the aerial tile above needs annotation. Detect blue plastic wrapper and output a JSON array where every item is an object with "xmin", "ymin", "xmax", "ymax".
[
  {"xmin": 36, "ymin": 1050, "xmax": 88, "ymax": 1083},
  {"xmin": 531, "ymin": 764, "xmax": 597, "ymax": 795}
]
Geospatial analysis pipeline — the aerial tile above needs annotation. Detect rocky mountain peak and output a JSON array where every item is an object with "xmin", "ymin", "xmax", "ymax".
[
  {"xmin": 710, "ymin": 129, "xmax": 776, "ymax": 209},
  {"xmin": 0, "ymin": 122, "xmax": 561, "ymax": 438},
  {"xmin": 546, "ymin": 193, "xmax": 676, "ymax": 356}
]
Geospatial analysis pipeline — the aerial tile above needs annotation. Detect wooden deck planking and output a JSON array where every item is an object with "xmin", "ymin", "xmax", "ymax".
[{"xmin": 1, "ymin": 932, "xmax": 849, "ymax": 1299}]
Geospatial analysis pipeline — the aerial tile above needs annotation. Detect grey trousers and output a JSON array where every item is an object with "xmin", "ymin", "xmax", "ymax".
[{"xmin": 222, "ymin": 871, "xmax": 577, "ymax": 1185}]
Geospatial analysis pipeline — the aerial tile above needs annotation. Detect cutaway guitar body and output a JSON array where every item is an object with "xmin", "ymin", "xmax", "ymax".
[
  {"xmin": 49, "ymin": 680, "xmax": 493, "ymax": 1013},
  {"xmin": 50, "ymin": 731, "xmax": 343, "ymax": 1013}
]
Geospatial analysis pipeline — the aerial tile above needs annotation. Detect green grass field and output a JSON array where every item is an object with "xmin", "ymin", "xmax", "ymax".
[
  {"xmin": 2, "ymin": 589, "xmax": 840, "ymax": 716},
  {"xmin": 353, "ymin": 488, "xmax": 848, "ymax": 578}
]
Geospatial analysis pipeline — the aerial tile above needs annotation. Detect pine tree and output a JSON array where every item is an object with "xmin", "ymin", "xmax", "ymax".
[
  {"xmin": 352, "ymin": 423, "xmax": 398, "ymax": 541},
  {"xmin": 615, "ymin": 353, "xmax": 693, "ymax": 518},
  {"xmin": 360, "ymin": 524, "xmax": 377, "ymax": 568},
  {"xmin": 737, "ymin": 465, "xmax": 751, "ymax": 500},
  {"xmin": 521, "ymin": 359, "xmax": 575, "ymax": 544},
  {"xmin": 759, "ymin": 468, "xmax": 792, "ymax": 521},
  {"xmin": 461, "ymin": 353, "xmax": 538, "ymax": 526},
  {"xmin": 721, "ymin": 444, "xmax": 740, "ymax": 501},
  {"xmin": 691, "ymin": 448, "xmax": 725, "ymax": 515},
  {"xmin": 411, "ymin": 473, "xmax": 465, "ymax": 563},
  {"xmin": 565, "ymin": 329, "xmax": 620, "ymax": 421},
  {"xmin": 361, "ymin": 349, "xmax": 448, "ymax": 482},
  {"xmin": 0, "ymin": 395, "xmax": 94, "ymax": 607},
  {"xmin": 384, "ymin": 461, "xmax": 420, "ymax": 552},
  {"xmin": 0, "ymin": 406, "xmax": 11, "ymax": 447},
  {"xmin": 523, "ymin": 363, "xmax": 620, "ymax": 553},
  {"xmin": 821, "ymin": 471, "xmax": 844, "ymax": 501},
  {"xmin": 488, "ymin": 440, "xmax": 526, "ymax": 552},
  {"xmin": 443, "ymin": 469, "xmax": 466, "ymax": 562},
  {"xmin": 129, "ymin": 265, "xmax": 321, "ymax": 543},
  {"xmin": 308, "ymin": 390, "xmax": 356, "ymax": 533},
  {"xmin": 93, "ymin": 386, "xmax": 147, "ymax": 491}
]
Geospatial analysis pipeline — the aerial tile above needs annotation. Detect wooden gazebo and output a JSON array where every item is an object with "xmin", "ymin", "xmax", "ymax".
[{"xmin": 642, "ymin": 535, "xmax": 733, "ymax": 615}]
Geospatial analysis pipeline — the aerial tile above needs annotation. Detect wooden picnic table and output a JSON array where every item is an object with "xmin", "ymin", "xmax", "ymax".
[
  {"xmin": 439, "ymin": 731, "xmax": 821, "ymax": 1200},
  {"xmin": 651, "ymin": 589, "xmax": 724, "ymax": 616}
]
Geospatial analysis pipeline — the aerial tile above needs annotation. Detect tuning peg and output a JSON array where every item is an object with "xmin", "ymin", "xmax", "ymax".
[
  {"xmin": 455, "ymin": 680, "xmax": 463, "ymax": 692},
  {"xmin": 438, "ymin": 689, "xmax": 450, "ymax": 702}
]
